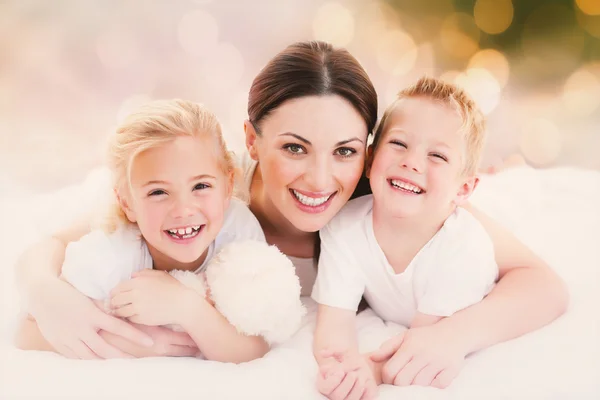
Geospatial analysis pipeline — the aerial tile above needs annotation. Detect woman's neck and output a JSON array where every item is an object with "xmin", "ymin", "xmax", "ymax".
[{"xmin": 249, "ymin": 163, "xmax": 316, "ymax": 258}]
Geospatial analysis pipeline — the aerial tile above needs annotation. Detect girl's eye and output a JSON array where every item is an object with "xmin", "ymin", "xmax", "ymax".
[
  {"xmin": 390, "ymin": 140, "xmax": 407, "ymax": 148},
  {"xmin": 430, "ymin": 153, "xmax": 448, "ymax": 162},
  {"xmin": 148, "ymin": 189, "xmax": 166, "ymax": 196},
  {"xmin": 335, "ymin": 147, "xmax": 357, "ymax": 158},
  {"xmin": 283, "ymin": 143, "xmax": 306, "ymax": 155},
  {"xmin": 193, "ymin": 183, "xmax": 210, "ymax": 191}
]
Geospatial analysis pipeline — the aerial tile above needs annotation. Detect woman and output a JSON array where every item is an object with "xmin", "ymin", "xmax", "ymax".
[{"xmin": 15, "ymin": 41, "xmax": 567, "ymax": 377}]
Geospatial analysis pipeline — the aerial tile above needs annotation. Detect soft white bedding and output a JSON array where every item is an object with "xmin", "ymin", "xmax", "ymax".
[{"xmin": 1, "ymin": 166, "xmax": 599, "ymax": 399}]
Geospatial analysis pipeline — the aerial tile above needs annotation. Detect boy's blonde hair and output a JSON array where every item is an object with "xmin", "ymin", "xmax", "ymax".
[
  {"xmin": 371, "ymin": 76, "xmax": 486, "ymax": 176},
  {"xmin": 103, "ymin": 99, "xmax": 236, "ymax": 232}
]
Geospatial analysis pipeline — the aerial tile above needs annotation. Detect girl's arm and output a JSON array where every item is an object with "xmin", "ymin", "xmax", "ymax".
[{"xmin": 175, "ymin": 290, "xmax": 269, "ymax": 363}]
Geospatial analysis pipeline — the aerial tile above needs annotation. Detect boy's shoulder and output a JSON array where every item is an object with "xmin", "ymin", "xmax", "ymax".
[
  {"xmin": 437, "ymin": 207, "xmax": 495, "ymax": 255},
  {"xmin": 323, "ymin": 194, "xmax": 374, "ymax": 235}
]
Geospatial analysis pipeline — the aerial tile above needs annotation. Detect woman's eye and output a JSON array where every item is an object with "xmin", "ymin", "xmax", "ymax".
[
  {"xmin": 390, "ymin": 140, "xmax": 407, "ymax": 148},
  {"xmin": 193, "ymin": 183, "xmax": 210, "ymax": 191},
  {"xmin": 335, "ymin": 147, "xmax": 356, "ymax": 158},
  {"xmin": 283, "ymin": 143, "xmax": 306, "ymax": 155},
  {"xmin": 148, "ymin": 189, "xmax": 166, "ymax": 196},
  {"xmin": 430, "ymin": 153, "xmax": 448, "ymax": 162}
]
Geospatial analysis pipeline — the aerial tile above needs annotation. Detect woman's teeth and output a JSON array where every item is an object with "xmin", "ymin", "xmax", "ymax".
[
  {"xmin": 390, "ymin": 179, "xmax": 423, "ymax": 194},
  {"xmin": 292, "ymin": 190, "xmax": 333, "ymax": 206},
  {"xmin": 167, "ymin": 225, "xmax": 201, "ymax": 239}
]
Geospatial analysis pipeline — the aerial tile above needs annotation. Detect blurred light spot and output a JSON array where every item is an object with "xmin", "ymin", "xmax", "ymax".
[
  {"xmin": 228, "ymin": 91, "xmax": 249, "ymax": 145},
  {"xmin": 359, "ymin": 2, "xmax": 400, "ymax": 45},
  {"xmin": 563, "ymin": 68, "xmax": 600, "ymax": 117},
  {"xmin": 178, "ymin": 10, "xmax": 219, "ymax": 57},
  {"xmin": 440, "ymin": 13, "xmax": 480, "ymax": 59},
  {"xmin": 468, "ymin": 49, "xmax": 510, "ymax": 88},
  {"xmin": 575, "ymin": 7, "xmax": 600, "ymax": 38},
  {"xmin": 575, "ymin": 0, "xmax": 600, "ymax": 15},
  {"xmin": 455, "ymin": 69, "xmax": 501, "ymax": 114},
  {"xmin": 117, "ymin": 94, "xmax": 152, "ymax": 124},
  {"xmin": 376, "ymin": 30, "xmax": 418, "ymax": 75},
  {"xmin": 439, "ymin": 70, "xmax": 461, "ymax": 83},
  {"xmin": 313, "ymin": 2, "xmax": 355, "ymax": 47},
  {"xmin": 96, "ymin": 28, "xmax": 139, "ymax": 69},
  {"xmin": 474, "ymin": 0, "xmax": 513, "ymax": 34},
  {"xmin": 519, "ymin": 118, "xmax": 562, "ymax": 166},
  {"xmin": 203, "ymin": 43, "xmax": 244, "ymax": 91}
]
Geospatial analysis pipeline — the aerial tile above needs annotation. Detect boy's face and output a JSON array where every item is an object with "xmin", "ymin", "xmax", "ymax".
[
  {"xmin": 368, "ymin": 97, "xmax": 477, "ymax": 219},
  {"xmin": 120, "ymin": 136, "xmax": 232, "ymax": 267}
]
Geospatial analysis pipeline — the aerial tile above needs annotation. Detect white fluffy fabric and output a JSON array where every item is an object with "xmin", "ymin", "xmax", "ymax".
[
  {"xmin": 1, "ymin": 166, "xmax": 599, "ymax": 399},
  {"xmin": 206, "ymin": 240, "xmax": 307, "ymax": 345}
]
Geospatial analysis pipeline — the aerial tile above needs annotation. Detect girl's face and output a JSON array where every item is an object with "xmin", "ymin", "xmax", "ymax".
[
  {"xmin": 246, "ymin": 95, "xmax": 368, "ymax": 233},
  {"xmin": 120, "ymin": 136, "xmax": 232, "ymax": 270}
]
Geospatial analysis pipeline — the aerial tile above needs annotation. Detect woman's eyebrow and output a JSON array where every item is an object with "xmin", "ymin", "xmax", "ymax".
[
  {"xmin": 279, "ymin": 132, "xmax": 311, "ymax": 145},
  {"xmin": 336, "ymin": 137, "xmax": 364, "ymax": 146}
]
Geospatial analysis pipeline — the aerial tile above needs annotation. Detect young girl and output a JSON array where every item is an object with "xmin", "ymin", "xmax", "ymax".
[
  {"xmin": 312, "ymin": 77, "xmax": 504, "ymax": 398},
  {"xmin": 16, "ymin": 99, "xmax": 270, "ymax": 362}
]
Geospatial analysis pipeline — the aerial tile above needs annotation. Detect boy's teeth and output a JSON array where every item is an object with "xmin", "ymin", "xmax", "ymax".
[
  {"xmin": 292, "ymin": 190, "xmax": 332, "ymax": 206},
  {"xmin": 390, "ymin": 179, "xmax": 423, "ymax": 194}
]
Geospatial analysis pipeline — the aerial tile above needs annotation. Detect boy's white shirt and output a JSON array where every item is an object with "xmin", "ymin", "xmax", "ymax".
[
  {"xmin": 61, "ymin": 198, "xmax": 266, "ymax": 300},
  {"xmin": 311, "ymin": 195, "xmax": 498, "ymax": 326}
]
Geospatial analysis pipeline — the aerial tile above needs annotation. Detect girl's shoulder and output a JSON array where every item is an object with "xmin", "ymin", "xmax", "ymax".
[{"xmin": 218, "ymin": 198, "xmax": 266, "ymax": 242}]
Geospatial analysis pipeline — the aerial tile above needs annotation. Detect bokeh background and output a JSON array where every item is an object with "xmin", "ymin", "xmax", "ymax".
[{"xmin": 1, "ymin": 0, "xmax": 599, "ymax": 196}]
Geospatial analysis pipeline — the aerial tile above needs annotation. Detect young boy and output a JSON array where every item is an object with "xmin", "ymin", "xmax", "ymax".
[{"xmin": 312, "ymin": 77, "xmax": 498, "ymax": 398}]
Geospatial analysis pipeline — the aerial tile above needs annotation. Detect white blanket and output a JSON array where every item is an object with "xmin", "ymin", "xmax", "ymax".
[{"xmin": 1, "ymin": 166, "xmax": 599, "ymax": 399}]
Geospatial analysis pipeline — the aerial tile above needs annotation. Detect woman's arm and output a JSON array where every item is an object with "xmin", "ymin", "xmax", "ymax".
[{"xmin": 175, "ymin": 290, "xmax": 269, "ymax": 363}]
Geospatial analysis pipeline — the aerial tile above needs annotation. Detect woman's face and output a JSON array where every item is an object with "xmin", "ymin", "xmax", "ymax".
[{"xmin": 246, "ymin": 95, "xmax": 368, "ymax": 232}]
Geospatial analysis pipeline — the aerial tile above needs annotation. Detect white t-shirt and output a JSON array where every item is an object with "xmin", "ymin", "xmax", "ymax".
[
  {"xmin": 62, "ymin": 198, "xmax": 266, "ymax": 300},
  {"xmin": 311, "ymin": 195, "xmax": 498, "ymax": 326},
  {"xmin": 236, "ymin": 152, "xmax": 317, "ymax": 296}
]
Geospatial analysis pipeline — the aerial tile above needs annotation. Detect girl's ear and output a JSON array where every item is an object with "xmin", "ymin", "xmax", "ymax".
[
  {"xmin": 453, "ymin": 176, "xmax": 479, "ymax": 206},
  {"xmin": 115, "ymin": 188, "xmax": 137, "ymax": 223},
  {"xmin": 244, "ymin": 120, "xmax": 259, "ymax": 161}
]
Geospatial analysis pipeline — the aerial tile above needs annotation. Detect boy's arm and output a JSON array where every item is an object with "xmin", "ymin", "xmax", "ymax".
[
  {"xmin": 410, "ymin": 312, "xmax": 443, "ymax": 328},
  {"xmin": 314, "ymin": 304, "xmax": 360, "ymax": 366}
]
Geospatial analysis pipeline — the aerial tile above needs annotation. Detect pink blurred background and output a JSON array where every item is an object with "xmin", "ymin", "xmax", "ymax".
[{"xmin": 1, "ymin": 0, "xmax": 599, "ymax": 195}]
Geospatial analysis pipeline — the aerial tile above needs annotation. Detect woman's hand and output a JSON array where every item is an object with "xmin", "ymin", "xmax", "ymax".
[
  {"xmin": 28, "ymin": 278, "xmax": 153, "ymax": 359},
  {"xmin": 110, "ymin": 269, "xmax": 192, "ymax": 326}
]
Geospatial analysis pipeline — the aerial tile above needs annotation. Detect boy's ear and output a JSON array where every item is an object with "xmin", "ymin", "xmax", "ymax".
[
  {"xmin": 115, "ymin": 189, "xmax": 137, "ymax": 223},
  {"xmin": 244, "ymin": 120, "xmax": 259, "ymax": 161},
  {"xmin": 454, "ymin": 176, "xmax": 479, "ymax": 206},
  {"xmin": 365, "ymin": 145, "xmax": 374, "ymax": 179}
]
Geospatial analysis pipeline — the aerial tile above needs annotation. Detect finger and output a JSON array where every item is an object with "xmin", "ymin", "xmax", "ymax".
[
  {"xmin": 70, "ymin": 339, "xmax": 99, "ymax": 360},
  {"xmin": 56, "ymin": 342, "xmax": 78, "ymax": 359},
  {"xmin": 84, "ymin": 332, "xmax": 131, "ymax": 359},
  {"xmin": 345, "ymin": 374, "xmax": 367, "ymax": 400},
  {"xmin": 110, "ymin": 291, "xmax": 134, "ymax": 309},
  {"xmin": 370, "ymin": 333, "xmax": 405, "ymax": 362},
  {"xmin": 165, "ymin": 345, "xmax": 201, "ymax": 357},
  {"xmin": 98, "ymin": 312, "xmax": 154, "ymax": 347},
  {"xmin": 321, "ymin": 349, "xmax": 345, "ymax": 363},
  {"xmin": 317, "ymin": 369, "xmax": 345, "ymax": 395},
  {"xmin": 393, "ymin": 358, "xmax": 428, "ymax": 387},
  {"xmin": 110, "ymin": 280, "xmax": 136, "ymax": 297},
  {"xmin": 330, "ymin": 371, "xmax": 358, "ymax": 400},
  {"xmin": 381, "ymin": 351, "xmax": 412, "ymax": 385},
  {"xmin": 432, "ymin": 366, "xmax": 460, "ymax": 389},
  {"xmin": 412, "ymin": 364, "xmax": 441, "ymax": 387},
  {"xmin": 361, "ymin": 379, "xmax": 378, "ymax": 400},
  {"xmin": 110, "ymin": 304, "xmax": 137, "ymax": 319},
  {"xmin": 163, "ymin": 330, "xmax": 197, "ymax": 347}
]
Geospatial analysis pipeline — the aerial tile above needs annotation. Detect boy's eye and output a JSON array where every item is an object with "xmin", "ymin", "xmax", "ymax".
[
  {"xmin": 335, "ymin": 147, "xmax": 356, "ymax": 157},
  {"xmin": 148, "ymin": 189, "xmax": 166, "ymax": 196},
  {"xmin": 430, "ymin": 153, "xmax": 448, "ymax": 162},
  {"xmin": 193, "ymin": 183, "xmax": 210, "ymax": 190},
  {"xmin": 283, "ymin": 143, "xmax": 306, "ymax": 155},
  {"xmin": 390, "ymin": 140, "xmax": 407, "ymax": 148}
]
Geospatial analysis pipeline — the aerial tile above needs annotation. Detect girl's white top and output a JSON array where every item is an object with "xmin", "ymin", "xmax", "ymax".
[
  {"xmin": 61, "ymin": 198, "xmax": 266, "ymax": 300},
  {"xmin": 311, "ymin": 195, "xmax": 498, "ymax": 326}
]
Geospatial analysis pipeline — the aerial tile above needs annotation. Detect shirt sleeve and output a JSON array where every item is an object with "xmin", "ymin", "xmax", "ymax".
[
  {"xmin": 223, "ymin": 199, "xmax": 266, "ymax": 243},
  {"xmin": 416, "ymin": 214, "xmax": 499, "ymax": 317},
  {"xmin": 311, "ymin": 223, "xmax": 366, "ymax": 311},
  {"xmin": 61, "ymin": 228, "xmax": 144, "ymax": 300}
]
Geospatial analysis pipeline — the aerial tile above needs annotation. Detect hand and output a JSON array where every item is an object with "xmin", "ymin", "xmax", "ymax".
[
  {"xmin": 27, "ymin": 278, "xmax": 153, "ymax": 359},
  {"xmin": 317, "ymin": 350, "xmax": 378, "ymax": 400},
  {"xmin": 99, "ymin": 323, "xmax": 200, "ymax": 358},
  {"xmin": 370, "ymin": 324, "xmax": 468, "ymax": 389},
  {"xmin": 110, "ymin": 269, "xmax": 192, "ymax": 326}
]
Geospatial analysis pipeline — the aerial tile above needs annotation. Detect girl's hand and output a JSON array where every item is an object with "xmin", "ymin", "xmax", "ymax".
[
  {"xmin": 28, "ymin": 278, "xmax": 153, "ymax": 359},
  {"xmin": 317, "ymin": 350, "xmax": 378, "ymax": 400},
  {"xmin": 110, "ymin": 269, "xmax": 191, "ymax": 326},
  {"xmin": 370, "ymin": 323, "xmax": 468, "ymax": 389}
]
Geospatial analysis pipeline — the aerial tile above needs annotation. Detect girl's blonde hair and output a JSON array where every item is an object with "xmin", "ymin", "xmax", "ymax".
[
  {"xmin": 102, "ymin": 99, "xmax": 236, "ymax": 232},
  {"xmin": 371, "ymin": 76, "xmax": 486, "ymax": 176}
]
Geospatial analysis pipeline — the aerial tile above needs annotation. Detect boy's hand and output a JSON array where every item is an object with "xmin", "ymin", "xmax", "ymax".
[
  {"xmin": 370, "ymin": 324, "xmax": 468, "ymax": 388},
  {"xmin": 317, "ymin": 350, "xmax": 378, "ymax": 400},
  {"xmin": 109, "ymin": 270, "xmax": 191, "ymax": 326}
]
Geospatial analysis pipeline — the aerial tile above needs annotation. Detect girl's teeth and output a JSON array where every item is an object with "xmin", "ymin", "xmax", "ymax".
[
  {"xmin": 292, "ymin": 190, "xmax": 332, "ymax": 206},
  {"xmin": 185, "ymin": 227, "xmax": 192, "ymax": 234}
]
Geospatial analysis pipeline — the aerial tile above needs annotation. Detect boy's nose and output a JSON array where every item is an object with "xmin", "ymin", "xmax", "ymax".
[{"xmin": 401, "ymin": 152, "xmax": 423, "ymax": 173}]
